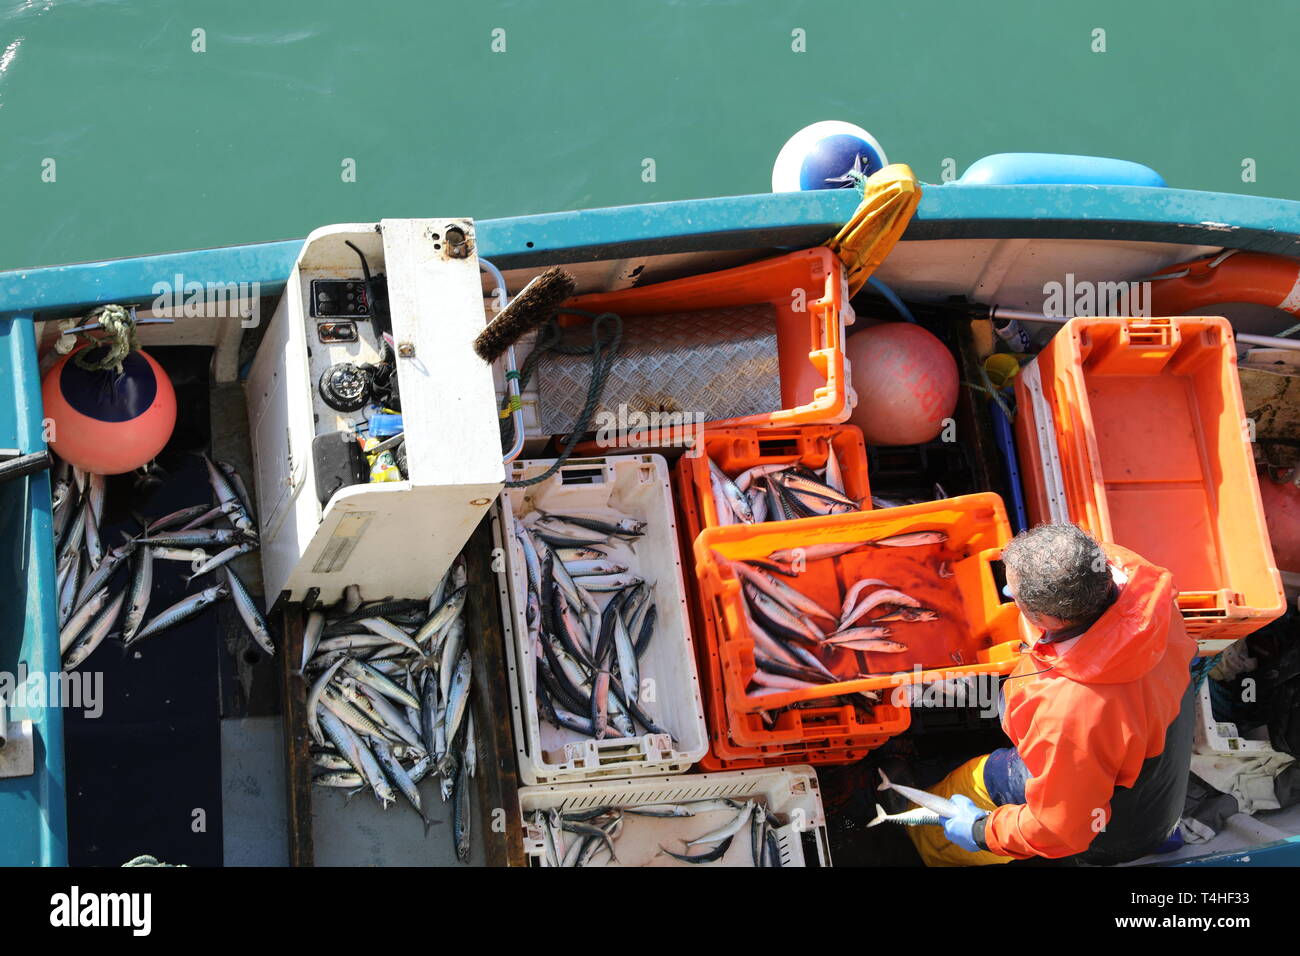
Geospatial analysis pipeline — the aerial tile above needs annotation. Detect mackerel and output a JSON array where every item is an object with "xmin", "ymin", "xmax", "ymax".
[
  {"xmin": 307, "ymin": 657, "xmax": 347, "ymax": 745},
  {"xmin": 121, "ymin": 546, "xmax": 154, "ymax": 643},
  {"xmin": 226, "ymin": 567, "xmax": 275, "ymax": 655},
  {"xmin": 63, "ymin": 590, "xmax": 126, "ymax": 671},
  {"xmin": 874, "ymin": 769, "xmax": 964, "ymax": 821},
  {"xmin": 342, "ymin": 657, "xmax": 419, "ymax": 709},
  {"xmin": 129, "ymin": 583, "xmax": 226, "ymax": 645},
  {"xmin": 300, "ymin": 610, "xmax": 326, "ymax": 673},
  {"xmin": 60, "ymin": 586, "xmax": 112, "ymax": 655},
  {"xmin": 185, "ymin": 541, "xmax": 256, "ymax": 583}
]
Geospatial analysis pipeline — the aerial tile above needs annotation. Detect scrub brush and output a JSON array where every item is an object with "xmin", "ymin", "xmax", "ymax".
[{"xmin": 473, "ymin": 266, "xmax": 577, "ymax": 363}]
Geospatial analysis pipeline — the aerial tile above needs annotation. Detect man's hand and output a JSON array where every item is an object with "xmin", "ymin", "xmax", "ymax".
[{"xmin": 943, "ymin": 795, "xmax": 990, "ymax": 853}]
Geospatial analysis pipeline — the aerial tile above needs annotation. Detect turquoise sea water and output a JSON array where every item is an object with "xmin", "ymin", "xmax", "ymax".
[{"xmin": 1, "ymin": 0, "xmax": 1297, "ymax": 272}]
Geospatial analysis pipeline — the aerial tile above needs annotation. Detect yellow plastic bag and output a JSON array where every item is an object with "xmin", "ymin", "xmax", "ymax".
[{"xmin": 823, "ymin": 163, "xmax": 921, "ymax": 297}]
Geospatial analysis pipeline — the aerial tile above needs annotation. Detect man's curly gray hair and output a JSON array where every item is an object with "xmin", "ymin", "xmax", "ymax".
[{"xmin": 1001, "ymin": 523, "xmax": 1112, "ymax": 623}]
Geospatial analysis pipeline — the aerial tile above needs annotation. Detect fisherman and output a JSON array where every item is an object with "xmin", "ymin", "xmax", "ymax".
[{"xmin": 906, "ymin": 522, "xmax": 1197, "ymax": 866}]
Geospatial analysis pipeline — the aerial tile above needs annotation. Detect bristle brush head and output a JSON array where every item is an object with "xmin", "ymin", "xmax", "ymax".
[{"xmin": 474, "ymin": 267, "xmax": 577, "ymax": 363}]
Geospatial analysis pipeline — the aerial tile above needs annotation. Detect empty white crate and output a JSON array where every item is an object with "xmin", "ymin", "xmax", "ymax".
[
  {"xmin": 518, "ymin": 765, "xmax": 832, "ymax": 867},
  {"xmin": 495, "ymin": 454, "xmax": 708, "ymax": 785}
]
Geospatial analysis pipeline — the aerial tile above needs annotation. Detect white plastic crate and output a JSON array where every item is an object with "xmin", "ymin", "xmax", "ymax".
[
  {"xmin": 1193, "ymin": 679, "xmax": 1270, "ymax": 756},
  {"xmin": 518, "ymin": 765, "xmax": 831, "ymax": 867},
  {"xmin": 495, "ymin": 454, "xmax": 708, "ymax": 785}
]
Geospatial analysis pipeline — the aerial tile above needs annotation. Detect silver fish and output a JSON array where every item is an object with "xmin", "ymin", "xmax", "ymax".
[
  {"xmin": 130, "ymin": 584, "xmax": 227, "ymax": 646},
  {"xmin": 300, "ymin": 610, "xmax": 326, "ymax": 674},
  {"xmin": 371, "ymin": 735, "xmax": 432, "ymax": 833},
  {"xmin": 841, "ymin": 588, "xmax": 921, "ymax": 628},
  {"xmin": 453, "ymin": 763, "xmax": 471, "ymax": 863},
  {"xmin": 57, "ymin": 553, "xmax": 82, "ymax": 629},
  {"xmin": 146, "ymin": 504, "xmax": 212, "ymax": 534},
  {"xmin": 148, "ymin": 546, "xmax": 210, "ymax": 563},
  {"xmin": 734, "ymin": 463, "xmax": 792, "ymax": 493},
  {"xmin": 613, "ymin": 614, "xmax": 639, "ymax": 705},
  {"xmin": 744, "ymin": 584, "xmax": 823, "ymax": 644},
  {"xmin": 74, "ymin": 541, "xmax": 134, "ymax": 609},
  {"xmin": 540, "ymin": 511, "xmax": 645, "ymax": 537},
  {"xmin": 415, "ymin": 586, "xmax": 466, "ymax": 645},
  {"xmin": 313, "ymin": 752, "xmax": 355, "ymax": 771},
  {"xmin": 875, "ymin": 769, "xmax": 964, "ymax": 820},
  {"xmin": 64, "ymin": 590, "xmax": 126, "ymax": 671},
  {"xmin": 554, "ymin": 547, "xmax": 607, "ymax": 563},
  {"xmin": 354, "ymin": 683, "xmax": 423, "ymax": 749},
  {"xmin": 184, "ymin": 538, "xmax": 254, "ymax": 582},
  {"xmin": 708, "ymin": 459, "xmax": 753, "ymax": 523},
  {"xmin": 342, "ymin": 657, "xmax": 419, "ymax": 710},
  {"xmin": 440, "ymin": 650, "xmax": 472, "ymax": 769},
  {"xmin": 868, "ymin": 805, "xmax": 945, "ymax": 828},
  {"xmin": 60, "ymin": 586, "xmax": 112, "ymax": 655},
  {"xmin": 83, "ymin": 497, "xmax": 103, "ymax": 569},
  {"xmin": 464, "ymin": 710, "xmax": 477, "ymax": 778},
  {"xmin": 563, "ymin": 560, "xmax": 628, "ymax": 577},
  {"xmin": 573, "ymin": 573, "xmax": 642, "ymax": 593},
  {"xmin": 322, "ymin": 686, "xmax": 390, "ymax": 740},
  {"xmin": 308, "ymin": 657, "xmax": 347, "ymax": 745},
  {"xmin": 226, "ymin": 566, "xmax": 274, "ymax": 655},
  {"xmin": 731, "ymin": 560, "xmax": 837, "ymax": 623},
  {"xmin": 768, "ymin": 541, "xmax": 869, "ymax": 564},
  {"xmin": 871, "ymin": 531, "xmax": 949, "ymax": 548},
  {"xmin": 138, "ymin": 528, "xmax": 244, "ymax": 548},
  {"xmin": 121, "ymin": 546, "xmax": 154, "ymax": 643},
  {"xmin": 438, "ymin": 617, "xmax": 466, "ymax": 702},
  {"xmin": 823, "ymin": 442, "xmax": 845, "ymax": 495},
  {"xmin": 526, "ymin": 515, "xmax": 607, "ymax": 547},
  {"xmin": 359, "ymin": 617, "xmax": 425, "ymax": 658},
  {"xmin": 216, "ymin": 459, "xmax": 258, "ymax": 525},
  {"xmin": 352, "ymin": 736, "xmax": 397, "ymax": 809},
  {"xmin": 314, "ymin": 771, "xmax": 365, "ymax": 790}
]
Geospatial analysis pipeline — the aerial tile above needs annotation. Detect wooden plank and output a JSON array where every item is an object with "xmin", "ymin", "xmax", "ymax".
[
  {"xmin": 277, "ymin": 602, "xmax": 314, "ymax": 867},
  {"xmin": 461, "ymin": 513, "xmax": 527, "ymax": 868}
]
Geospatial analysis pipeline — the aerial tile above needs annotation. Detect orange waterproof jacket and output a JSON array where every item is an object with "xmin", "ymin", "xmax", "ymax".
[{"xmin": 983, "ymin": 544, "xmax": 1197, "ymax": 859}]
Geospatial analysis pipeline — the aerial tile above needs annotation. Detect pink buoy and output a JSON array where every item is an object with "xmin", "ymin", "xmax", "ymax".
[
  {"xmin": 42, "ymin": 345, "xmax": 177, "ymax": 475},
  {"xmin": 1258, "ymin": 474, "xmax": 1300, "ymax": 573},
  {"xmin": 846, "ymin": 323, "xmax": 959, "ymax": 446}
]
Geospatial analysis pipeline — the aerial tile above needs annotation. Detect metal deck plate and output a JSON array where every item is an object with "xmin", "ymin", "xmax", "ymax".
[{"xmin": 537, "ymin": 303, "xmax": 781, "ymax": 434}]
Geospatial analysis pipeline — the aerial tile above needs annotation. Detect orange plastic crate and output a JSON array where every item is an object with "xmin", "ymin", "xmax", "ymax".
[
  {"xmin": 676, "ymin": 424, "xmax": 871, "ymax": 533},
  {"xmin": 675, "ymin": 454, "xmax": 895, "ymax": 769},
  {"xmin": 1014, "ymin": 316, "xmax": 1286, "ymax": 649},
  {"xmin": 694, "ymin": 494, "xmax": 1022, "ymax": 716},
  {"xmin": 559, "ymin": 248, "xmax": 852, "ymax": 429}
]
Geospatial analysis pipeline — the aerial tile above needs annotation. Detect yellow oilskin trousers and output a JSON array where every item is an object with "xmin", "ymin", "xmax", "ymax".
[{"xmin": 907, "ymin": 755, "xmax": 1015, "ymax": 867}]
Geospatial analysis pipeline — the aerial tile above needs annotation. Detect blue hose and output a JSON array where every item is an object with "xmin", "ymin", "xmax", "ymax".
[{"xmin": 865, "ymin": 276, "xmax": 918, "ymax": 324}]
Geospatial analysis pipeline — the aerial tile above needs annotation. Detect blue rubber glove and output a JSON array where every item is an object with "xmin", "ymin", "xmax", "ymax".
[{"xmin": 943, "ymin": 794, "xmax": 990, "ymax": 853}]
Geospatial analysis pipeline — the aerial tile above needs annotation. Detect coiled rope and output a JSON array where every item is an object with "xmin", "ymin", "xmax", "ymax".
[
  {"xmin": 502, "ymin": 308, "xmax": 622, "ymax": 488},
  {"xmin": 74, "ymin": 304, "xmax": 139, "ymax": 374}
]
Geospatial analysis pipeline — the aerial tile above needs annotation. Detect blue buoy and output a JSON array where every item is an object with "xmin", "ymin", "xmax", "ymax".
[{"xmin": 956, "ymin": 153, "xmax": 1166, "ymax": 187}]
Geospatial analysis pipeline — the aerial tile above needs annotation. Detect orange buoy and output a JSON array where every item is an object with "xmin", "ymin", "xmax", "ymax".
[
  {"xmin": 42, "ymin": 345, "xmax": 176, "ymax": 475},
  {"xmin": 1149, "ymin": 251, "xmax": 1300, "ymax": 316},
  {"xmin": 845, "ymin": 322, "xmax": 959, "ymax": 445}
]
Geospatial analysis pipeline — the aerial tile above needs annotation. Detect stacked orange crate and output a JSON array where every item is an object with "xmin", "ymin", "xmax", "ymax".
[{"xmin": 674, "ymin": 424, "xmax": 911, "ymax": 769}]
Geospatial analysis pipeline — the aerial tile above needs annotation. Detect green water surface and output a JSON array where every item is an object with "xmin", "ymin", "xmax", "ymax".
[{"xmin": 1, "ymin": 0, "xmax": 1296, "ymax": 272}]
